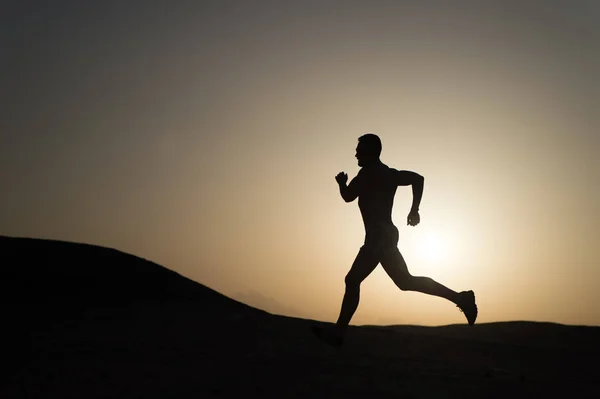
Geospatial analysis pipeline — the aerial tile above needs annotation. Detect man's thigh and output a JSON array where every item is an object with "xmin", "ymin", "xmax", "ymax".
[
  {"xmin": 380, "ymin": 247, "xmax": 411, "ymax": 282},
  {"xmin": 345, "ymin": 246, "xmax": 380, "ymax": 284}
]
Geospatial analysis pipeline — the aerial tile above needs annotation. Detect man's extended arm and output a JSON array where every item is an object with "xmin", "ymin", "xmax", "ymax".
[{"xmin": 395, "ymin": 170, "xmax": 424, "ymax": 226}]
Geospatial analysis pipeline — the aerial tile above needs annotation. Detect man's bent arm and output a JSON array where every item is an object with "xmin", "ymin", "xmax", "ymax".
[
  {"xmin": 339, "ymin": 175, "xmax": 362, "ymax": 202},
  {"xmin": 395, "ymin": 170, "xmax": 424, "ymax": 211},
  {"xmin": 410, "ymin": 176, "xmax": 423, "ymax": 212}
]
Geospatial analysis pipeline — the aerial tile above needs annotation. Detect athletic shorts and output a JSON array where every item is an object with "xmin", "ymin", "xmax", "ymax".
[{"xmin": 362, "ymin": 223, "xmax": 399, "ymax": 256}]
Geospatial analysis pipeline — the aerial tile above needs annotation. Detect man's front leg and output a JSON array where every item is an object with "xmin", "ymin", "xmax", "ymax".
[{"xmin": 335, "ymin": 247, "xmax": 380, "ymax": 332}]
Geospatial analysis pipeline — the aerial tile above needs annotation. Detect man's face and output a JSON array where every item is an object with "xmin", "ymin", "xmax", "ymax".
[{"xmin": 355, "ymin": 142, "xmax": 368, "ymax": 167}]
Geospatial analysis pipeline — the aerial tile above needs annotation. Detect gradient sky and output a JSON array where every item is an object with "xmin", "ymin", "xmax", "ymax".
[{"xmin": 2, "ymin": 1, "xmax": 599, "ymax": 326}]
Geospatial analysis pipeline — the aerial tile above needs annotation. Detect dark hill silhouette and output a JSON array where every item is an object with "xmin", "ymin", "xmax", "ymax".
[
  {"xmin": 1, "ymin": 235, "xmax": 267, "ymax": 392},
  {"xmin": 1, "ymin": 236, "xmax": 599, "ymax": 398},
  {"xmin": 0, "ymin": 235, "xmax": 261, "ymax": 309}
]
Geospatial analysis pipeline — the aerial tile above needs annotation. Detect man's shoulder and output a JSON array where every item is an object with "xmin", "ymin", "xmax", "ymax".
[
  {"xmin": 377, "ymin": 161, "xmax": 394, "ymax": 170},
  {"xmin": 382, "ymin": 164, "xmax": 399, "ymax": 174}
]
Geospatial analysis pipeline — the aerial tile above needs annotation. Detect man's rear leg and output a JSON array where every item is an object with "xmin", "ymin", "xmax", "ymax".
[{"xmin": 380, "ymin": 248, "xmax": 478, "ymax": 325}]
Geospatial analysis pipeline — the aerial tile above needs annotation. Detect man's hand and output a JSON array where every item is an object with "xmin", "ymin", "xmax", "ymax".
[
  {"xmin": 407, "ymin": 209, "xmax": 420, "ymax": 226},
  {"xmin": 335, "ymin": 172, "xmax": 348, "ymax": 185}
]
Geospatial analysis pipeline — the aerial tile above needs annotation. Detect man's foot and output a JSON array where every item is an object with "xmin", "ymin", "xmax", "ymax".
[
  {"xmin": 311, "ymin": 325, "xmax": 344, "ymax": 348},
  {"xmin": 456, "ymin": 290, "xmax": 478, "ymax": 326}
]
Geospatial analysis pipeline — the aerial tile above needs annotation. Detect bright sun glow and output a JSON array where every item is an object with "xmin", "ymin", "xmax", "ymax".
[{"xmin": 416, "ymin": 231, "xmax": 449, "ymax": 263}]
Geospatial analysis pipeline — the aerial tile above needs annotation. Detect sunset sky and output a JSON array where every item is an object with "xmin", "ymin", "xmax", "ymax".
[{"xmin": 2, "ymin": 1, "xmax": 599, "ymax": 326}]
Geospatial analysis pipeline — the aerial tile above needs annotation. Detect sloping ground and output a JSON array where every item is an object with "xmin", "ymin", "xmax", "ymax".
[
  {"xmin": 0, "ymin": 235, "xmax": 259, "ymax": 309},
  {"xmin": 1, "ymin": 236, "xmax": 599, "ymax": 398},
  {"xmin": 0, "ymin": 235, "xmax": 266, "ymax": 389}
]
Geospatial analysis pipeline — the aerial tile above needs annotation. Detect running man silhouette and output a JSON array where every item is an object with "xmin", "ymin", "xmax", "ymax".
[{"xmin": 312, "ymin": 133, "xmax": 477, "ymax": 347}]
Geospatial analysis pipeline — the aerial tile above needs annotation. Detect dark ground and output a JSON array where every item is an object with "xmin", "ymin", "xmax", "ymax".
[{"xmin": 2, "ymin": 236, "xmax": 599, "ymax": 398}]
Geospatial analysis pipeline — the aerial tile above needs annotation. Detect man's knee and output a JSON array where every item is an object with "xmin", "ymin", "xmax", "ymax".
[
  {"xmin": 394, "ymin": 274, "xmax": 415, "ymax": 291},
  {"xmin": 344, "ymin": 274, "xmax": 362, "ymax": 290}
]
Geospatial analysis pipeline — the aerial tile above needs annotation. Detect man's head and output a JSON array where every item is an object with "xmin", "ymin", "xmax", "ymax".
[{"xmin": 356, "ymin": 133, "xmax": 382, "ymax": 167}]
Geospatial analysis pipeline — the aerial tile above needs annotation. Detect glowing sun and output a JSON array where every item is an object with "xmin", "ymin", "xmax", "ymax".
[{"xmin": 416, "ymin": 231, "xmax": 449, "ymax": 263}]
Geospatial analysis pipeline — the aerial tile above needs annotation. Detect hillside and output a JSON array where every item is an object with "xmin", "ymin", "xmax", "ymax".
[{"xmin": 1, "ymin": 236, "xmax": 598, "ymax": 398}]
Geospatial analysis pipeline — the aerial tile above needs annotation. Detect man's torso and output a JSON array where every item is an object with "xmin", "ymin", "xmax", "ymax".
[{"xmin": 357, "ymin": 162, "xmax": 399, "ymax": 244}]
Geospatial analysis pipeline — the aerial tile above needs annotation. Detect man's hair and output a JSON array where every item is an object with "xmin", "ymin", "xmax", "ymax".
[{"xmin": 358, "ymin": 133, "xmax": 382, "ymax": 157}]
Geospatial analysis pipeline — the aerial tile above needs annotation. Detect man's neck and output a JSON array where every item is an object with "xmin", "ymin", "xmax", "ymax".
[{"xmin": 362, "ymin": 159, "xmax": 383, "ymax": 169}]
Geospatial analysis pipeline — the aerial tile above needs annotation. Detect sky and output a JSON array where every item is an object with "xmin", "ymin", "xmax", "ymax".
[{"xmin": 2, "ymin": 0, "xmax": 599, "ymax": 326}]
